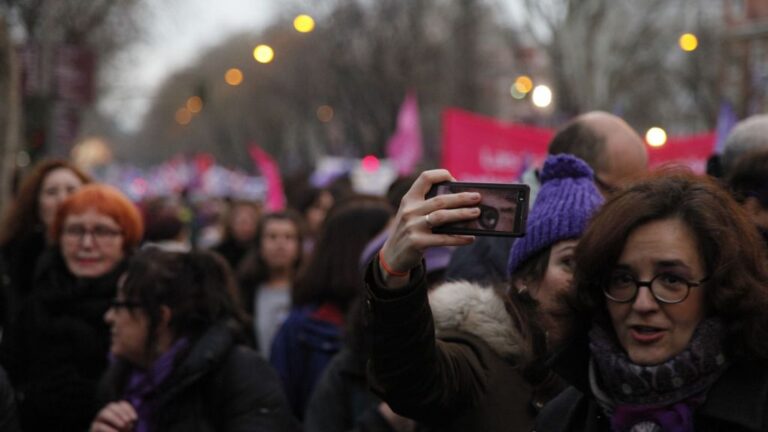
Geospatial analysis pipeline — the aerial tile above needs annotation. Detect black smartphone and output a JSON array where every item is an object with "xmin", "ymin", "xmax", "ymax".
[{"xmin": 425, "ymin": 182, "xmax": 530, "ymax": 237}]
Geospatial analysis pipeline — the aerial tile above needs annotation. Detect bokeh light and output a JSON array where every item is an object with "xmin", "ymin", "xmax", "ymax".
[
  {"xmin": 513, "ymin": 75, "xmax": 534, "ymax": 94},
  {"xmin": 531, "ymin": 85, "xmax": 553, "ymax": 108},
  {"xmin": 186, "ymin": 96, "xmax": 203, "ymax": 113},
  {"xmin": 645, "ymin": 127, "xmax": 668, "ymax": 147},
  {"xmin": 253, "ymin": 45, "xmax": 275, "ymax": 64},
  {"xmin": 293, "ymin": 14, "xmax": 315, "ymax": 33},
  {"xmin": 679, "ymin": 33, "xmax": 698, "ymax": 52},
  {"xmin": 175, "ymin": 108, "xmax": 192, "ymax": 125},
  {"xmin": 317, "ymin": 105, "xmax": 334, "ymax": 122},
  {"xmin": 225, "ymin": 68, "xmax": 243, "ymax": 86},
  {"xmin": 362, "ymin": 155, "xmax": 380, "ymax": 172}
]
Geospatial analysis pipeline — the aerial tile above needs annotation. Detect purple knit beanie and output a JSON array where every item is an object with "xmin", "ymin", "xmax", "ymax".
[{"xmin": 507, "ymin": 154, "xmax": 604, "ymax": 275}]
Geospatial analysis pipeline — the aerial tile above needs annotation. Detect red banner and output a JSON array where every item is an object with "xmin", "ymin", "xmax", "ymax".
[
  {"xmin": 442, "ymin": 108, "xmax": 716, "ymax": 179},
  {"xmin": 441, "ymin": 108, "xmax": 552, "ymax": 182},
  {"xmin": 647, "ymin": 132, "xmax": 715, "ymax": 173}
]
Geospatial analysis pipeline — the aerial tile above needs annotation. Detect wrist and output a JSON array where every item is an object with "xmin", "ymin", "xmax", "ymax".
[{"xmin": 378, "ymin": 252, "xmax": 410, "ymax": 288}]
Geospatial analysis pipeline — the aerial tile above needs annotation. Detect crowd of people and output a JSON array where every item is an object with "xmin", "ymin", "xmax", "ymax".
[{"xmin": 0, "ymin": 111, "xmax": 765, "ymax": 431}]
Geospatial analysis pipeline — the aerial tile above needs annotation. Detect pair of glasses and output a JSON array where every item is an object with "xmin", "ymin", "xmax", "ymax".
[
  {"xmin": 62, "ymin": 225, "xmax": 122, "ymax": 243},
  {"xmin": 109, "ymin": 299, "xmax": 143, "ymax": 310},
  {"xmin": 604, "ymin": 272, "xmax": 708, "ymax": 304}
]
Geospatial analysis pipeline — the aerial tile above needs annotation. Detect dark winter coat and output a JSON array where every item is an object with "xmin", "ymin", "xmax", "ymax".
[
  {"xmin": 0, "ymin": 229, "xmax": 47, "ymax": 327},
  {"xmin": 0, "ymin": 248, "xmax": 125, "ymax": 432},
  {"xmin": 535, "ymin": 332, "xmax": 768, "ymax": 432},
  {"xmin": 99, "ymin": 321, "xmax": 298, "ymax": 432},
  {"xmin": 364, "ymin": 262, "xmax": 562, "ymax": 432}
]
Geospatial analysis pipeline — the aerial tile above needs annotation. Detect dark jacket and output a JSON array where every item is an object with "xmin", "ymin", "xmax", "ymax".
[
  {"xmin": 305, "ymin": 348, "xmax": 409, "ymax": 432},
  {"xmin": 535, "ymin": 331, "xmax": 768, "ymax": 432},
  {"xmin": 364, "ymin": 262, "xmax": 561, "ymax": 432},
  {"xmin": 100, "ymin": 321, "xmax": 298, "ymax": 432},
  {"xmin": 0, "ymin": 248, "xmax": 125, "ymax": 432},
  {"xmin": 0, "ymin": 229, "xmax": 47, "ymax": 327}
]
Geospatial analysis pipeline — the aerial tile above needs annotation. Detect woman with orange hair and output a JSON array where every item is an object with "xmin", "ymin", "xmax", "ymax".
[{"xmin": 0, "ymin": 184, "xmax": 144, "ymax": 432}]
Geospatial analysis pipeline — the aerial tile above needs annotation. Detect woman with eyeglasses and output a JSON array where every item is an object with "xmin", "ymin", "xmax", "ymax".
[
  {"xmin": 0, "ymin": 184, "xmax": 143, "ymax": 432},
  {"xmin": 91, "ymin": 249, "xmax": 296, "ymax": 432},
  {"xmin": 535, "ymin": 171, "xmax": 768, "ymax": 432}
]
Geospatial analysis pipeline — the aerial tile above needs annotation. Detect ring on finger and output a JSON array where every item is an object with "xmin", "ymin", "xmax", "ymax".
[{"xmin": 425, "ymin": 213, "xmax": 434, "ymax": 228}]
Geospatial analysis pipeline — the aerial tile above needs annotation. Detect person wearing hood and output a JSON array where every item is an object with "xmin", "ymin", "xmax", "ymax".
[{"xmin": 364, "ymin": 154, "xmax": 603, "ymax": 431}]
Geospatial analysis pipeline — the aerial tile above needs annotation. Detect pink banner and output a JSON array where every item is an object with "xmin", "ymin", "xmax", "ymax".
[
  {"xmin": 442, "ymin": 108, "xmax": 717, "ymax": 179},
  {"xmin": 249, "ymin": 145, "xmax": 286, "ymax": 211},
  {"xmin": 386, "ymin": 91, "xmax": 423, "ymax": 175},
  {"xmin": 647, "ymin": 132, "xmax": 715, "ymax": 174},
  {"xmin": 442, "ymin": 108, "xmax": 552, "ymax": 182}
]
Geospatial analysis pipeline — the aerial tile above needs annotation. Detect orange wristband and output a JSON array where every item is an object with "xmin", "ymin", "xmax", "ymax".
[{"xmin": 378, "ymin": 252, "xmax": 409, "ymax": 277}]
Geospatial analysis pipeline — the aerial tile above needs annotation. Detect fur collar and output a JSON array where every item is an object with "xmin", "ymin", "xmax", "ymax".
[{"xmin": 428, "ymin": 280, "xmax": 530, "ymax": 362}]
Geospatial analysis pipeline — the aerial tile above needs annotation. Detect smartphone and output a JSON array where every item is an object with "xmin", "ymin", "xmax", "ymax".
[{"xmin": 425, "ymin": 182, "xmax": 530, "ymax": 237}]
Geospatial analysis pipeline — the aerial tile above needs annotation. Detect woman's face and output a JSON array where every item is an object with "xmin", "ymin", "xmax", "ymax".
[
  {"xmin": 104, "ymin": 283, "xmax": 149, "ymax": 366},
  {"xmin": 230, "ymin": 204, "xmax": 259, "ymax": 244},
  {"xmin": 260, "ymin": 219, "xmax": 300, "ymax": 272},
  {"xmin": 38, "ymin": 168, "xmax": 84, "ymax": 229},
  {"xmin": 60, "ymin": 208, "xmax": 125, "ymax": 278},
  {"xmin": 527, "ymin": 239, "xmax": 577, "ymax": 349},
  {"xmin": 306, "ymin": 191, "xmax": 333, "ymax": 236},
  {"xmin": 607, "ymin": 218, "xmax": 706, "ymax": 365}
]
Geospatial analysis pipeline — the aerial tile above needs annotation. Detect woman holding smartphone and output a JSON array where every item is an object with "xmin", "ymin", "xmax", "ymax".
[{"xmin": 365, "ymin": 154, "xmax": 603, "ymax": 431}]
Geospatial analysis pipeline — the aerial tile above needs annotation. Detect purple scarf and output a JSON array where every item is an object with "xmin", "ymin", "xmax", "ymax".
[
  {"xmin": 122, "ymin": 338, "xmax": 189, "ymax": 432},
  {"xmin": 589, "ymin": 319, "xmax": 728, "ymax": 432}
]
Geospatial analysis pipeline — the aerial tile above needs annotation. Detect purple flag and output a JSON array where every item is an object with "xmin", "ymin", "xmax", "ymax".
[
  {"xmin": 714, "ymin": 102, "xmax": 738, "ymax": 154},
  {"xmin": 249, "ymin": 145, "xmax": 285, "ymax": 211},
  {"xmin": 386, "ymin": 91, "xmax": 423, "ymax": 175}
]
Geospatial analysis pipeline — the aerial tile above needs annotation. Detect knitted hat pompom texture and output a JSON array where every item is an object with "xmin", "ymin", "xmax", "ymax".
[{"xmin": 507, "ymin": 154, "xmax": 604, "ymax": 275}]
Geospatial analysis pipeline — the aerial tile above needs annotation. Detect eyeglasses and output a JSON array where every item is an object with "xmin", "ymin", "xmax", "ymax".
[
  {"xmin": 604, "ymin": 272, "xmax": 708, "ymax": 304},
  {"xmin": 62, "ymin": 224, "xmax": 122, "ymax": 244},
  {"xmin": 109, "ymin": 299, "xmax": 143, "ymax": 310}
]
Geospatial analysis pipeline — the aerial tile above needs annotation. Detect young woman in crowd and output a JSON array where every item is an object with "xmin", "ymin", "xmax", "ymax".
[
  {"xmin": 0, "ymin": 184, "xmax": 143, "ymax": 431},
  {"xmin": 270, "ymin": 196, "xmax": 391, "ymax": 420},
  {"xmin": 536, "ymin": 171, "xmax": 768, "ymax": 431},
  {"xmin": 237, "ymin": 211, "xmax": 304, "ymax": 357},
  {"xmin": 213, "ymin": 199, "xmax": 262, "ymax": 270},
  {"xmin": 0, "ymin": 159, "xmax": 91, "ymax": 326},
  {"xmin": 90, "ymin": 249, "xmax": 297, "ymax": 432},
  {"xmin": 363, "ymin": 154, "xmax": 604, "ymax": 431}
]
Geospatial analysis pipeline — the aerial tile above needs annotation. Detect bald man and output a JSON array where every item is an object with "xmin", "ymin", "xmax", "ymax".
[{"xmin": 446, "ymin": 111, "xmax": 649, "ymax": 282}]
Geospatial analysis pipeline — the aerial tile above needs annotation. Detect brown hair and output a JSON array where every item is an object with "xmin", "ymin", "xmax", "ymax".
[
  {"xmin": 0, "ymin": 159, "xmax": 91, "ymax": 246},
  {"xmin": 51, "ymin": 184, "xmax": 144, "ymax": 252},
  {"xmin": 291, "ymin": 196, "xmax": 391, "ymax": 312},
  {"xmin": 574, "ymin": 169, "xmax": 768, "ymax": 360}
]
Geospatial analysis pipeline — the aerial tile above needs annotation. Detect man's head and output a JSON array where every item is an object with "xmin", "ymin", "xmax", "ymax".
[
  {"xmin": 548, "ymin": 111, "xmax": 648, "ymax": 195},
  {"xmin": 722, "ymin": 114, "xmax": 768, "ymax": 177}
]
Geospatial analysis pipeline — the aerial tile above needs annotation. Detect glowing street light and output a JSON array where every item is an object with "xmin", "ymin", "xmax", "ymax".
[
  {"xmin": 293, "ymin": 14, "xmax": 315, "ymax": 33},
  {"xmin": 186, "ymin": 96, "xmax": 203, "ymax": 113},
  {"xmin": 317, "ymin": 105, "xmax": 334, "ymax": 122},
  {"xmin": 361, "ymin": 155, "xmax": 380, "ymax": 172},
  {"xmin": 175, "ymin": 108, "xmax": 192, "ymax": 125},
  {"xmin": 253, "ymin": 45, "xmax": 275, "ymax": 64},
  {"xmin": 225, "ymin": 68, "xmax": 243, "ymax": 86},
  {"xmin": 645, "ymin": 127, "xmax": 668, "ymax": 147},
  {"xmin": 514, "ymin": 75, "xmax": 534, "ymax": 94},
  {"xmin": 679, "ymin": 33, "xmax": 698, "ymax": 52},
  {"xmin": 531, "ymin": 85, "xmax": 553, "ymax": 108}
]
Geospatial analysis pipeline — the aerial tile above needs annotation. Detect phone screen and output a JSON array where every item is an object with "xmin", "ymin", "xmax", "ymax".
[{"xmin": 426, "ymin": 182, "xmax": 530, "ymax": 237}]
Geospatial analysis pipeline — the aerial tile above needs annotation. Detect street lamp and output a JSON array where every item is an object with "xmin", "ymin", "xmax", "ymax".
[
  {"xmin": 175, "ymin": 108, "xmax": 192, "ymax": 125},
  {"xmin": 253, "ymin": 45, "xmax": 275, "ymax": 64},
  {"xmin": 531, "ymin": 85, "xmax": 553, "ymax": 108},
  {"xmin": 294, "ymin": 14, "xmax": 315, "ymax": 33},
  {"xmin": 186, "ymin": 96, "xmax": 203, "ymax": 113},
  {"xmin": 645, "ymin": 127, "xmax": 667, "ymax": 147},
  {"xmin": 317, "ymin": 105, "xmax": 334, "ymax": 122},
  {"xmin": 225, "ymin": 68, "xmax": 243, "ymax": 86},
  {"xmin": 679, "ymin": 33, "xmax": 698, "ymax": 52}
]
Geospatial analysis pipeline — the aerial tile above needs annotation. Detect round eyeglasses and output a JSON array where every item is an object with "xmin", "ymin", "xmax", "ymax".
[{"xmin": 604, "ymin": 272, "xmax": 708, "ymax": 304}]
